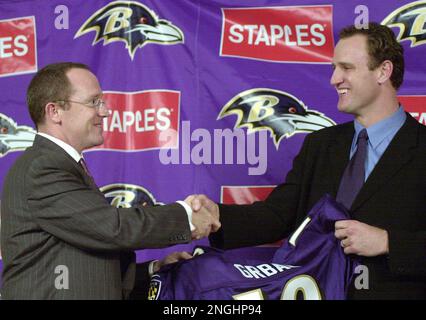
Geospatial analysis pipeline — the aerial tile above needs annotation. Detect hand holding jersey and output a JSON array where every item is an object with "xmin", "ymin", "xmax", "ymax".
[
  {"xmin": 152, "ymin": 251, "xmax": 193, "ymax": 274},
  {"xmin": 335, "ymin": 220, "xmax": 389, "ymax": 256}
]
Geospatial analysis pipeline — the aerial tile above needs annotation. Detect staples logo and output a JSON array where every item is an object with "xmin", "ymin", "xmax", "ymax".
[
  {"xmin": 220, "ymin": 6, "xmax": 334, "ymax": 63},
  {"xmin": 399, "ymin": 95, "xmax": 426, "ymax": 125},
  {"xmin": 0, "ymin": 16, "xmax": 37, "ymax": 77},
  {"xmin": 96, "ymin": 90, "xmax": 180, "ymax": 151}
]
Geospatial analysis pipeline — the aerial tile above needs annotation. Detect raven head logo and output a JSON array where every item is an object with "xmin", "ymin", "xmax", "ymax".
[
  {"xmin": 75, "ymin": 1, "xmax": 184, "ymax": 59},
  {"xmin": 382, "ymin": 1, "xmax": 426, "ymax": 47},
  {"xmin": 148, "ymin": 276, "xmax": 161, "ymax": 300},
  {"xmin": 100, "ymin": 183, "xmax": 162, "ymax": 208},
  {"xmin": 218, "ymin": 89, "xmax": 335, "ymax": 148},
  {"xmin": 0, "ymin": 113, "xmax": 36, "ymax": 157}
]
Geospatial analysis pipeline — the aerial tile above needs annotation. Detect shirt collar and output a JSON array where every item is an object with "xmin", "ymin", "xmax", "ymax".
[
  {"xmin": 37, "ymin": 132, "xmax": 82, "ymax": 163},
  {"xmin": 353, "ymin": 106, "xmax": 406, "ymax": 149}
]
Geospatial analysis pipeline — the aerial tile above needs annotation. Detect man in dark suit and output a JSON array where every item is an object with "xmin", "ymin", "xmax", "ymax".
[
  {"xmin": 0, "ymin": 62, "xmax": 220, "ymax": 299},
  {"xmin": 192, "ymin": 23, "xmax": 426, "ymax": 299}
]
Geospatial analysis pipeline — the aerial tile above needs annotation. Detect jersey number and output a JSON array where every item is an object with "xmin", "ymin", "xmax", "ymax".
[
  {"xmin": 233, "ymin": 274, "xmax": 322, "ymax": 300},
  {"xmin": 234, "ymin": 216, "xmax": 321, "ymax": 300}
]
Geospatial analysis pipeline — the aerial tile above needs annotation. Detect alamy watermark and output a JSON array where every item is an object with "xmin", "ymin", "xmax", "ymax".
[
  {"xmin": 159, "ymin": 121, "xmax": 268, "ymax": 176},
  {"xmin": 54, "ymin": 5, "xmax": 69, "ymax": 30},
  {"xmin": 354, "ymin": 264, "xmax": 369, "ymax": 290},
  {"xmin": 54, "ymin": 265, "xmax": 69, "ymax": 290},
  {"xmin": 354, "ymin": 5, "xmax": 369, "ymax": 29}
]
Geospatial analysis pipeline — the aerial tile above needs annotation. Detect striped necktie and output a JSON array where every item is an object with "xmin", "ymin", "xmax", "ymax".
[{"xmin": 336, "ymin": 128, "xmax": 369, "ymax": 210}]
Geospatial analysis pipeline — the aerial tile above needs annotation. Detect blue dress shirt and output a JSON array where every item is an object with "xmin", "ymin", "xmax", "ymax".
[{"xmin": 351, "ymin": 106, "xmax": 406, "ymax": 181}]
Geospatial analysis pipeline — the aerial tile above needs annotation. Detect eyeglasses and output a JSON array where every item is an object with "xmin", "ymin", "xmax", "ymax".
[{"xmin": 55, "ymin": 98, "xmax": 109, "ymax": 111}]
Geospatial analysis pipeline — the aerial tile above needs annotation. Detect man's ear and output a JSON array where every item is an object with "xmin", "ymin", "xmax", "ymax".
[
  {"xmin": 377, "ymin": 60, "xmax": 393, "ymax": 85},
  {"xmin": 44, "ymin": 102, "xmax": 62, "ymax": 124}
]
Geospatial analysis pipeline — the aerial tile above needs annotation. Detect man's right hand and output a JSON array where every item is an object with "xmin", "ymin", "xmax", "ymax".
[
  {"xmin": 184, "ymin": 194, "xmax": 220, "ymax": 240},
  {"xmin": 191, "ymin": 194, "xmax": 220, "ymax": 222}
]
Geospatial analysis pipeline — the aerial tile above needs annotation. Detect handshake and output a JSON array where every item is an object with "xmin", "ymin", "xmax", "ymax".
[{"xmin": 184, "ymin": 195, "xmax": 220, "ymax": 240}]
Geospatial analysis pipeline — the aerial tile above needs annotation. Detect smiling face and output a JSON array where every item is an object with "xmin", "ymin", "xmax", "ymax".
[
  {"xmin": 59, "ymin": 68, "xmax": 109, "ymax": 153},
  {"xmin": 330, "ymin": 35, "xmax": 382, "ymax": 118}
]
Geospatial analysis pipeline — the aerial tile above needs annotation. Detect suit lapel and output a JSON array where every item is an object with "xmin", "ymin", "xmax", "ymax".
[
  {"xmin": 351, "ymin": 115, "xmax": 418, "ymax": 211},
  {"xmin": 34, "ymin": 135, "xmax": 99, "ymax": 190},
  {"xmin": 327, "ymin": 123, "xmax": 354, "ymax": 197}
]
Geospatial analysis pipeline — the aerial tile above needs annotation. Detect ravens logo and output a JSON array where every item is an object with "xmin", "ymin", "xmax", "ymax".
[
  {"xmin": 75, "ymin": 1, "xmax": 184, "ymax": 59},
  {"xmin": 0, "ymin": 113, "xmax": 36, "ymax": 157},
  {"xmin": 100, "ymin": 183, "xmax": 162, "ymax": 208},
  {"xmin": 148, "ymin": 275, "xmax": 161, "ymax": 300},
  {"xmin": 382, "ymin": 1, "xmax": 426, "ymax": 47},
  {"xmin": 218, "ymin": 89, "xmax": 335, "ymax": 148}
]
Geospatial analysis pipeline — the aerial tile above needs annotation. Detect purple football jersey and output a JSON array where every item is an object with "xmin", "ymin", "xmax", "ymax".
[{"xmin": 148, "ymin": 195, "xmax": 358, "ymax": 300}]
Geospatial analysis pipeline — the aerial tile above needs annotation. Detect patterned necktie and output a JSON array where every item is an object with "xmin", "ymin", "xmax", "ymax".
[
  {"xmin": 79, "ymin": 158, "xmax": 99, "ymax": 190},
  {"xmin": 79, "ymin": 158, "xmax": 92, "ymax": 179},
  {"xmin": 336, "ymin": 128, "xmax": 369, "ymax": 210}
]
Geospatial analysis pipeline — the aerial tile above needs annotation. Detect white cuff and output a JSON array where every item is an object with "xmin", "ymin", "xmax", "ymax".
[
  {"xmin": 148, "ymin": 260, "xmax": 159, "ymax": 277},
  {"xmin": 176, "ymin": 200, "xmax": 196, "ymax": 231}
]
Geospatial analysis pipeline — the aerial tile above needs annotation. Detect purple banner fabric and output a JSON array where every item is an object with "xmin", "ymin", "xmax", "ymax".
[{"xmin": 0, "ymin": 0, "xmax": 425, "ymax": 281}]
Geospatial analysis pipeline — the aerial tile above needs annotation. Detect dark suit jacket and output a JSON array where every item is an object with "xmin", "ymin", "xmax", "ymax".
[
  {"xmin": 210, "ymin": 113, "xmax": 426, "ymax": 299},
  {"xmin": 0, "ymin": 135, "xmax": 191, "ymax": 299}
]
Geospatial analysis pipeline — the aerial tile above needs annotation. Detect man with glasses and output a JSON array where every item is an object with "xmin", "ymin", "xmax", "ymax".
[{"xmin": 0, "ymin": 62, "xmax": 220, "ymax": 299}]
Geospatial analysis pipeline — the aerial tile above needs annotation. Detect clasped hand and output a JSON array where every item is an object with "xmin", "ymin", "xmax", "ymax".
[{"xmin": 184, "ymin": 194, "xmax": 220, "ymax": 240}]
